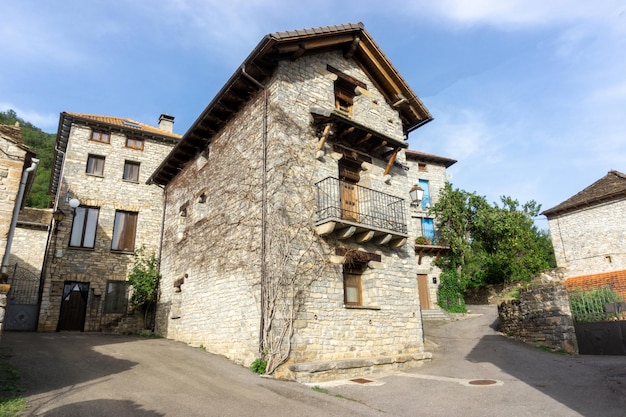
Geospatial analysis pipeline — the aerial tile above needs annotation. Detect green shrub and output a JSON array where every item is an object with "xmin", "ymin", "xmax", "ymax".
[
  {"xmin": 437, "ymin": 270, "xmax": 466, "ymax": 313},
  {"xmin": 250, "ymin": 358, "xmax": 267, "ymax": 374},
  {"xmin": 569, "ymin": 287, "xmax": 623, "ymax": 322}
]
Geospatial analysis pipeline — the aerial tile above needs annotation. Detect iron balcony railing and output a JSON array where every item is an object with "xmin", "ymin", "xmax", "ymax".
[{"xmin": 315, "ymin": 177, "xmax": 407, "ymax": 235}]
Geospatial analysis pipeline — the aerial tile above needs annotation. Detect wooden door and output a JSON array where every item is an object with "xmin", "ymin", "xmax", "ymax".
[
  {"xmin": 417, "ymin": 274, "xmax": 431, "ymax": 309},
  {"xmin": 339, "ymin": 161, "xmax": 360, "ymax": 222},
  {"xmin": 58, "ymin": 282, "xmax": 89, "ymax": 331}
]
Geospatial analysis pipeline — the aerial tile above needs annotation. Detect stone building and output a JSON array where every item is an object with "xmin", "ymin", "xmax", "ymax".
[
  {"xmin": 0, "ymin": 122, "xmax": 37, "ymax": 277},
  {"xmin": 149, "ymin": 23, "xmax": 436, "ymax": 381},
  {"xmin": 38, "ymin": 112, "xmax": 180, "ymax": 332},
  {"xmin": 406, "ymin": 150, "xmax": 456, "ymax": 310},
  {"xmin": 542, "ymin": 170, "xmax": 626, "ymax": 298}
]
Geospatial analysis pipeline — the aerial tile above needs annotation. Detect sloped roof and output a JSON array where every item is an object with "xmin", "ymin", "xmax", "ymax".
[
  {"xmin": 50, "ymin": 112, "xmax": 181, "ymax": 196},
  {"xmin": 406, "ymin": 149, "xmax": 457, "ymax": 168},
  {"xmin": 542, "ymin": 170, "xmax": 626, "ymax": 217},
  {"xmin": 0, "ymin": 122, "xmax": 25, "ymax": 145},
  {"xmin": 17, "ymin": 207, "xmax": 52, "ymax": 226},
  {"xmin": 148, "ymin": 22, "xmax": 433, "ymax": 186},
  {"xmin": 63, "ymin": 112, "xmax": 182, "ymax": 140}
]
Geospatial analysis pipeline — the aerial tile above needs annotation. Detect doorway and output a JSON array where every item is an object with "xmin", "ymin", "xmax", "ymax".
[
  {"xmin": 417, "ymin": 274, "xmax": 431, "ymax": 310},
  {"xmin": 339, "ymin": 160, "xmax": 360, "ymax": 222},
  {"xmin": 57, "ymin": 282, "xmax": 89, "ymax": 331}
]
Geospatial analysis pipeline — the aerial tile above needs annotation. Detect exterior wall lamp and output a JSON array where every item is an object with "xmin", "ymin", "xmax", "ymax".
[
  {"xmin": 69, "ymin": 198, "xmax": 80, "ymax": 214},
  {"xmin": 409, "ymin": 184, "xmax": 424, "ymax": 205},
  {"xmin": 52, "ymin": 209, "xmax": 65, "ymax": 234}
]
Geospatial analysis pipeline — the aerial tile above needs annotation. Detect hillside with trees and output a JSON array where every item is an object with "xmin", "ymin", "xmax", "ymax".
[{"xmin": 0, "ymin": 110, "xmax": 55, "ymax": 208}]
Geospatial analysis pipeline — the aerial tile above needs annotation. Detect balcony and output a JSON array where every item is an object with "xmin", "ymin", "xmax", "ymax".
[{"xmin": 314, "ymin": 177, "xmax": 408, "ymax": 248}]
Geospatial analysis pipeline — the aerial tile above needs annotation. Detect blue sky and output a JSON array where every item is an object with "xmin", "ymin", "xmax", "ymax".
[{"xmin": 2, "ymin": 1, "xmax": 625, "ymax": 226}]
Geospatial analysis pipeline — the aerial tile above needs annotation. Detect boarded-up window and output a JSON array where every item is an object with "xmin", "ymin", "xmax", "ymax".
[{"xmin": 111, "ymin": 211, "xmax": 138, "ymax": 252}]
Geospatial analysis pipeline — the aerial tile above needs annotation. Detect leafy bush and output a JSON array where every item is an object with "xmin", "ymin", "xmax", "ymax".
[
  {"xmin": 437, "ymin": 270, "xmax": 466, "ymax": 313},
  {"xmin": 250, "ymin": 358, "xmax": 267, "ymax": 374}
]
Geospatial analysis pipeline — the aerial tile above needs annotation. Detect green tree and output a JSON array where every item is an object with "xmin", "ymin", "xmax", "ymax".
[
  {"xmin": 127, "ymin": 246, "xmax": 161, "ymax": 329},
  {"xmin": 430, "ymin": 183, "xmax": 557, "ymax": 311}
]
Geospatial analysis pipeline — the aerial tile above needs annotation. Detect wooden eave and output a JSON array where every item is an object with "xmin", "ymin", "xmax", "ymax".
[
  {"xmin": 310, "ymin": 106, "xmax": 406, "ymax": 160},
  {"xmin": 415, "ymin": 244, "xmax": 450, "ymax": 265},
  {"xmin": 148, "ymin": 22, "xmax": 432, "ymax": 186}
]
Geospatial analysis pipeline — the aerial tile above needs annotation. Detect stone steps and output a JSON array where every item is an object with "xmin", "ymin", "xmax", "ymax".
[{"xmin": 421, "ymin": 309, "xmax": 451, "ymax": 321}]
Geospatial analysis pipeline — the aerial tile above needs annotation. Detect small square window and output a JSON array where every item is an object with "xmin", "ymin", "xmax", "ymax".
[
  {"xmin": 126, "ymin": 137, "xmax": 144, "ymax": 150},
  {"xmin": 91, "ymin": 131, "xmax": 110, "ymax": 143},
  {"xmin": 104, "ymin": 281, "xmax": 127, "ymax": 314},
  {"xmin": 418, "ymin": 163, "xmax": 427, "ymax": 171},
  {"xmin": 123, "ymin": 161, "xmax": 140, "ymax": 182},
  {"xmin": 86, "ymin": 154, "xmax": 105, "ymax": 176}
]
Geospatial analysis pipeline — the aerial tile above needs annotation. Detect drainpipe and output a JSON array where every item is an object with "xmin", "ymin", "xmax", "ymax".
[
  {"xmin": 2, "ymin": 158, "xmax": 39, "ymax": 274},
  {"xmin": 154, "ymin": 183, "xmax": 168, "ymax": 334},
  {"xmin": 241, "ymin": 65, "xmax": 268, "ymax": 354}
]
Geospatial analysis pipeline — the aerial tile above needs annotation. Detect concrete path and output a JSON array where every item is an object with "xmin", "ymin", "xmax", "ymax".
[{"xmin": 2, "ymin": 305, "xmax": 625, "ymax": 416}]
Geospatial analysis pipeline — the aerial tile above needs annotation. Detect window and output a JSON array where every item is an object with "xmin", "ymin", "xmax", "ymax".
[
  {"xmin": 123, "ymin": 161, "xmax": 140, "ymax": 182},
  {"xmin": 91, "ymin": 130, "xmax": 110, "ymax": 143},
  {"xmin": 327, "ymin": 65, "xmax": 366, "ymax": 115},
  {"xmin": 343, "ymin": 263, "xmax": 365, "ymax": 306},
  {"xmin": 70, "ymin": 206, "xmax": 99, "ymax": 248},
  {"xmin": 126, "ymin": 137, "xmax": 144, "ymax": 150},
  {"xmin": 104, "ymin": 281, "xmax": 127, "ymax": 313},
  {"xmin": 419, "ymin": 217, "xmax": 435, "ymax": 244},
  {"xmin": 111, "ymin": 211, "xmax": 138, "ymax": 252},
  {"xmin": 86, "ymin": 154, "xmax": 105, "ymax": 176},
  {"xmin": 418, "ymin": 163, "xmax": 427, "ymax": 171},
  {"xmin": 419, "ymin": 179, "xmax": 430, "ymax": 209}
]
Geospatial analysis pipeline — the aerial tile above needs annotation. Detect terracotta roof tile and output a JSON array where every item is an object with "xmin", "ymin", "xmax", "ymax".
[
  {"xmin": 542, "ymin": 170, "xmax": 626, "ymax": 217},
  {"xmin": 65, "ymin": 112, "xmax": 182, "ymax": 139}
]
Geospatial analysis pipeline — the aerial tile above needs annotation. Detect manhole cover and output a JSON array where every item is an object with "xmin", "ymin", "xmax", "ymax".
[
  {"xmin": 468, "ymin": 379, "xmax": 497, "ymax": 386},
  {"xmin": 350, "ymin": 378, "xmax": 373, "ymax": 384}
]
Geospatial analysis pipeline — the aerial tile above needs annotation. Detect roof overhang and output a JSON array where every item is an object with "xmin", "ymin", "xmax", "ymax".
[{"xmin": 148, "ymin": 22, "xmax": 433, "ymax": 186}]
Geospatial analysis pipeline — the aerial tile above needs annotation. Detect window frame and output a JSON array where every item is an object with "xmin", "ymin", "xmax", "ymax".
[
  {"xmin": 90, "ymin": 130, "xmax": 110, "ymax": 144},
  {"xmin": 69, "ymin": 206, "xmax": 100, "ymax": 249},
  {"xmin": 125, "ymin": 137, "xmax": 144, "ymax": 151},
  {"xmin": 343, "ymin": 263, "xmax": 364, "ymax": 306},
  {"xmin": 122, "ymin": 160, "xmax": 140, "ymax": 183},
  {"xmin": 418, "ymin": 179, "xmax": 431, "ymax": 209},
  {"xmin": 86, "ymin": 154, "xmax": 105, "ymax": 177},
  {"xmin": 104, "ymin": 280, "xmax": 127, "ymax": 314},
  {"xmin": 111, "ymin": 210, "xmax": 138, "ymax": 253}
]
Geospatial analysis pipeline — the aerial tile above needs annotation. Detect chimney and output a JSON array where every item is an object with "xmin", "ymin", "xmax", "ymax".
[{"xmin": 158, "ymin": 114, "xmax": 175, "ymax": 132}]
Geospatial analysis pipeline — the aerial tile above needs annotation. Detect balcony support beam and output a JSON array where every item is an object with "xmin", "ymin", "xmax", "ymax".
[
  {"xmin": 354, "ymin": 230, "xmax": 374, "ymax": 243},
  {"xmin": 383, "ymin": 147, "xmax": 400, "ymax": 176},
  {"xmin": 374, "ymin": 233, "xmax": 392, "ymax": 245},
  {"xmin": 315, "ymin": 221, "xmax": 336, "ymax": 236},
  {"xmin": 336, "ymin": 226, "xmax": 357, "ymax": 239}
]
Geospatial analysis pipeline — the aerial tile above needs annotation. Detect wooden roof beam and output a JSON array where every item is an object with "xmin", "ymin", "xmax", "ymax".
[
  {"xmin": 344, "ymin": 36, "xmax": 360, "ymax": 59},
  {"xmin": 355, "ymin": 133, "xmax": 372, "ymax": 145}
]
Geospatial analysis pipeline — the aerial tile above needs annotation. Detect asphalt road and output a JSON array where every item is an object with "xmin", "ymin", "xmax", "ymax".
[{"xmin": 2, "ymin": 305, "xmax": 625, "ymax": 416}]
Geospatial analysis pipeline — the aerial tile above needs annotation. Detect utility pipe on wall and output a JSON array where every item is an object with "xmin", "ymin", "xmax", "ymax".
[{"xmin": 2, "ymin": 158, "xmax": 39, "ymax": 274}]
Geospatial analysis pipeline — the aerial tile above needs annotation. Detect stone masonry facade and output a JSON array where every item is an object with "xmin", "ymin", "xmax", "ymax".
[
  {"xmin": 38, "ymin": 121, "xmax": 177, "ymax": 331},
  {"xmin": 547, "ymin": 199, "xmax": 626, "ymax": 297},
  {"xmin": 156, "ymin": 50, "xmax": 432, "ymax": 381},
  {"xmin": 548, "ymin": 199, "xmax": 626, "ymax": 278}
]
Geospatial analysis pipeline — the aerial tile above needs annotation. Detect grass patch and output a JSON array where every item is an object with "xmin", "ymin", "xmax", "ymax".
[
  {"xmin": 311, "ymin": 385, "xmax": 328, "ymax": 394},
  {"xmin": 0, "ymin": 349, "xmax": 27, "ymax": 417}
]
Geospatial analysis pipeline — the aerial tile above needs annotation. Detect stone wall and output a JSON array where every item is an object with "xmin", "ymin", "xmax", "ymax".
[
  {"xmin": 157, "ymin": 51, "xmax": 430, "ymax": 381},
  {"xmin": 548, "ymin": 199, "xmax": 626, "ymax": 279},
  {"xmin": 498, "ymin": 283, "xmax": 578, "ymax": 353},
  {"xmin": 0, "ymin": 131, "xmax": 29, "ymax": 274},
  {"xmin": 38, "ymin": 123, "xmax": 175, "ymax": 332}
]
